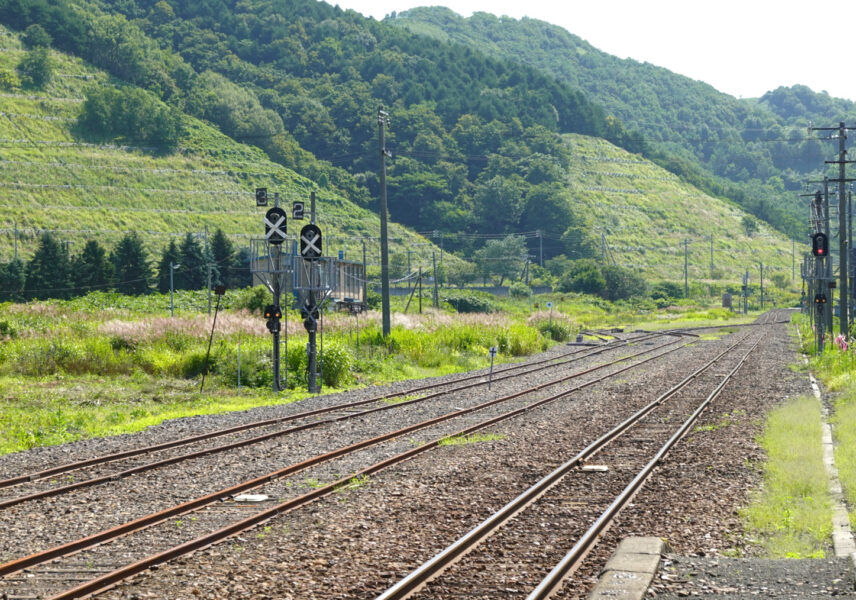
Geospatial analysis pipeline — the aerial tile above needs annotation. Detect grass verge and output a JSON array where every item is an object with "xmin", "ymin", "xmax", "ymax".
[{"xmin": 741, "ymin": 394, "xmax": 831, "ymax": 558}]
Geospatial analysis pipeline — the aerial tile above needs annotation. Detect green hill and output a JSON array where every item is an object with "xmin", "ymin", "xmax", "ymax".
[
  {"xmin": 0, "ymin": 27, "xmax": 441, "ymax": 273},
  {"xmin": 0, "ymin": 22, "xmax": 800, "ymax": 291},
  {"xmin": 561, "ymin": 134, "xmax": 794, "ymax": 283},
  {"xmin": 390, "ymin": 8, "xmax": 855, "ymax": 237}
]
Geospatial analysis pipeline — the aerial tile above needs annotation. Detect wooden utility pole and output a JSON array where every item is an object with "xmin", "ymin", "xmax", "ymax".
[{"xmin": 378, "ymin": 107, "xmax": 391, "ymax": 337}]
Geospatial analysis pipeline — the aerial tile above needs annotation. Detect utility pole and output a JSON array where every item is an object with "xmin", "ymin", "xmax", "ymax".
[
  {"xmin": 829, "ymin": 123, "xmax": 851, "ymax": 335},
  {"xmin": 432, "ymin": 251, "xmax": 439, "ymax": 309},
  {"xmin": 170, "ymin": 261, "xmax": 180, "ymax": 317},
  {"xmin": 13, "ymin": 220, "xmax": 17, "ymax": 261},
  {"xmin": 710, "ymin": 235, "xmax": 714, "ymax": 278},
  {"xmin": 683, "ymin": 239, "xmax": 689, "ymax": 298},
  {"xmin": 362, "ymin": 239, "xmax": 368, "ymax": 309},
  {"xmin": 759, "ymin": 262, "xmax": 764, "ymax": 310},
  {"xmin": 205, "ymin": 226, "xmax": 212, "ymax": 316},
  {"xmin": 812, "ymin": 123, "xmax": 855, "ymax": 335},
  {"xmin": 378, "ymin": 106, "xmax": 391, "ymax": 337},
  {"xmin": 537, "ymin": 229, "xmax": 543, "ymax": 268}
]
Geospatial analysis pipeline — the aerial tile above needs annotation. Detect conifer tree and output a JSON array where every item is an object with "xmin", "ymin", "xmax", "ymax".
[
  {"xmin": 210, "ymin": 228, "xmax": 234, "ymax": 287},
  {"xmin": 71, "ymin": 239, "xmax": 113, "ymax": 293},
  {"xmin": 0, "ymin": 258, "xmax": 26, "ymax": 302},
  {"xmin": 177, "ymin": 233, "xmax": 206, "ymax": 290},
  {"xmin": 111, "ymin": 233, "xmax": 151, "ymax": 295},
  {"xmin": 25, "ymin": 232, "xmax": 70, "ymax": 299},
  {"xmin": 156, "ymin": 239, "xmax": 181, "ymax": 294}
]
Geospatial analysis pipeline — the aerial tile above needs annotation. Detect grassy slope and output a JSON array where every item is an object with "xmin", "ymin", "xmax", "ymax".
[
  {"xmin": 0, "ymin": 29, "xmax": 440, "ymax": 266},
  {"xmin": 564, "ymin": 134, "xmax": 797, "ymax": 282}
]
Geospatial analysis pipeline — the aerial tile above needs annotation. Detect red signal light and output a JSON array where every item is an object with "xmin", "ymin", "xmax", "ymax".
[{"xmin": 812, "ymin": 232, "xmax": 829, "ymax": 257}]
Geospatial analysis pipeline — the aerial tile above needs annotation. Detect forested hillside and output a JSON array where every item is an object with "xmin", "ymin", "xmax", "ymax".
[
  {"xmin": 0, "ymin": 24, "xmax": 448, "ymax": 299},
  {"xmin": 0, "ymin": 0, "xmax": 803, "ymax": 290},
  {"xmin": 0, "ymin": 0, "xmax": 651, "ymax": 263},
  {"xmin": 391, "ymin": 7, "xmax": 854, "ymax": 238}
]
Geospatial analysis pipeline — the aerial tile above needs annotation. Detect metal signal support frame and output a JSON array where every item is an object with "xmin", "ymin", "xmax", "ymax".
[
  {"xmin": 294, "ymin": 255, "xmax": 332, "ymax": 394},
  {"xmin": 250, "ymin": 238, "xmax": 293, "ymax": 392}
]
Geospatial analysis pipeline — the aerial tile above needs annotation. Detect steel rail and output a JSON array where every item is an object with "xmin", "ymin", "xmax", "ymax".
[
  {"xmin": 374, "ymin": 328, "xmax": 763, "ymax": 600},
  {"xmin": 2, "ymin": 335, "xmax": 695, "ymax": 598},
  {"xmin": 526, "ymin": 333, "xmax": 763, "ymax": 600},
  {"xmin": 0, "ymin": 335, "xmax": 670, "ymax": 509},
  {"xmin": 0, "ymin": 334, "xmax": 654, "ymax": 492}
]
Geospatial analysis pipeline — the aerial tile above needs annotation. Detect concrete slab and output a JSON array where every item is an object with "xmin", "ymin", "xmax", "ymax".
[
  {"xmin": 588, "ymin": 569, "xmax": 653, "ymax": 600},
  {"xmin": 588, "ymin": 537, "xmax": 665, "ymax": 600},
  {"xmin": 604, "ymin": 551, "xmax": 661, "ymax": 574},
  {"xmin": 615, "ymin": 536, "xmax": 665, "ymax": 555}
]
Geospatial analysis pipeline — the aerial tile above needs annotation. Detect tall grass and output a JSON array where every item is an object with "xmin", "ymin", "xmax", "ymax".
[
  {"xmin": 793, "ymin": 314, "xmax": 856, "ymax": 531},
  {"xmin": 741, "ymin": 395, "xmax": 831, "ymax": 558}
]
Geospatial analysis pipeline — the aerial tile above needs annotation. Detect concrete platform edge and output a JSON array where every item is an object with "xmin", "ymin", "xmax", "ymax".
[{"xmin": 587, "ymin": 536, "xmax": 667, "ymax": 600}]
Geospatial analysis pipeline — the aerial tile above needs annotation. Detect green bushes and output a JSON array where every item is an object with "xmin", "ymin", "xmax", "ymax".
[
  {"xmin": 77, "ymin": 85, "xmax": 183, "ymax": 149},
  {"xmin": 0, "ymin": 337, "xmax": 136, "ymax": 376},
  {"xmin": 558, "ymin": 260, "xmax": 648, "ymax": 301},
  {"xmin": 441, "ymin": 291, "xmax": 498, "ymax": 313},
  {"xmin": 532, "ymin": 318, "xmax": 571, "ymax": 342}
]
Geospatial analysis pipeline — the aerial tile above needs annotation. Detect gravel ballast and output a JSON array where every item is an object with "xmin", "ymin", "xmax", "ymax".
[{"xmin": 0, "ymin": 314, "xmax": 809, "ymax": 599}]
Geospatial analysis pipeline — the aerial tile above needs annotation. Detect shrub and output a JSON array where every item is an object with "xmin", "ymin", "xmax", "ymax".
[
  {"xmin": 652, "ymin": 280, "xmax": 684, "ymax": 299},
  {"xmin": 601, "ymin": 265, "xmax": 647, "ymax": 301},
  {"xmin": 0, "ymin": 320, "xmax": 17, "ymax": 339},
  {"xmin": 534, "ymin": 319, "xmax": 571, "ymax": 342},
  {"xmin": 22, "ymin": 24, "xmax": 52, "ymax": 48},
  {"xmin": 557, "ymin": 259, "xmax": 605, "ymax": 296},
  {"xmin": 0, "ymin": 67, "xmax": 21, "ymax": 90},
  {"xmin": 77, "ymin": 85, "xmax": 182, "ymax": 149},
  {"xmin": 509, "ymin": 281, "xmax": 532, "ymax": 299},
  {"xmin": 496, "ymin": 324, "xmax": 545, "ymax": 356},
  {"xmin": 17, "ymin": 47, "xmax": 52, "ymax": 88},
  {"xmin": 234, "ymin": 286, "xmax": 270, "ymax": 315},
  {"xmin": 320, "ymin": 341, "xmax": 354, "ymax": 387},
  {"xmin": 441, "ymin": 291, "xmax": 498, "ymax": 314},
  {"xmin": 365, "ymin": 288, "xmax": 381, "ymax": 309},
  {"xmin": 215, "ymin": 343, "xmax": 273, "ymax": 388}
]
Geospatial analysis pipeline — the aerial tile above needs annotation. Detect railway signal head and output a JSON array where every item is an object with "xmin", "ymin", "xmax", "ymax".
[
  {"xmin": 264, "ymin": 304, "xmax": 282, "ymax": 333},
  {"xmin": 812, "ymin": 232, "xmax": 828, "ymax": 257},
  {"xmin": 301, "ymin": 305, "xmax": 319, "ymax": 332},
  {"xmin": 815, "ymin": 293, "xmax": 827, "ymax": 308},
  {"xmin": 300, "ymin": 224, "xmax": 322, "ymax": 259},
  {"xmin": 264, "ymin": 207, "xmax": 287, "ymax": 245}
]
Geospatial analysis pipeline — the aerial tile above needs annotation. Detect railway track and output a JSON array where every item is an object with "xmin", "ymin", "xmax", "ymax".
[
  {"xmin": 0, "ymin": 314, "xmax": 787, "ymax": 599},
  {"xmin": 0, "ymin": 332, "xmax": 668, "ymax": 510},
  {"xmin": 375, "ymin": 319, "xmax": 771, "ymax": 600},
  {"xmin": 0, "ymin": 330, "xmax": 702, "ymax": 600}
]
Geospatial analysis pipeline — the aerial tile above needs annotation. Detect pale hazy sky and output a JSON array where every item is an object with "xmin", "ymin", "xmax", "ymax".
[{"xmin": 331, "ymin": 0, "xmax": 855, "ymax": 102}]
